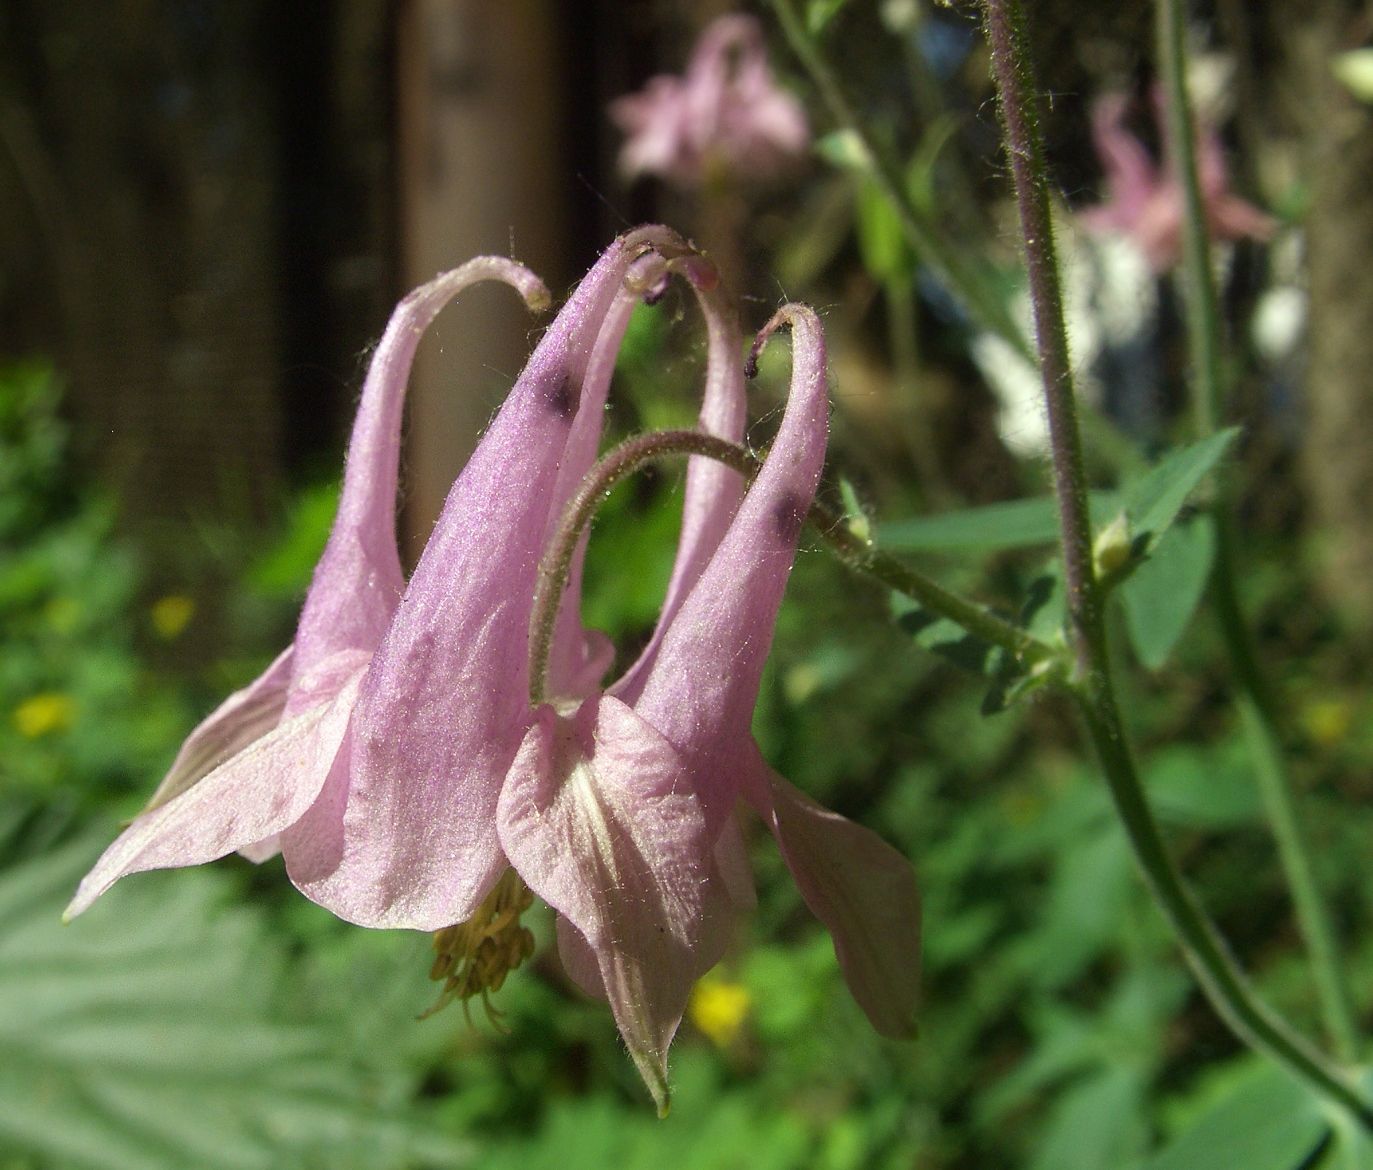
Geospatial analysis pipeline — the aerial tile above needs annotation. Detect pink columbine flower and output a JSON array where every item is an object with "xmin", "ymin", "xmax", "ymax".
[
  {"xmin": 66, "ymin": 256, "xmax": 549, "ymax": 916},
  {"xmin": 69, "ymin": 228, "xmax": 918, "ymax": 1114},
  {"xmin": 1081, "ymin": 91, "xmax": 1275, "ymax": 271},
  {"xmin": 610, "ymin": 14, "xmax": 810, "ymax": 188}
]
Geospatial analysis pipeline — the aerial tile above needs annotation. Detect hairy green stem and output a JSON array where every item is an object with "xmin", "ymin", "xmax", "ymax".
[
  {"xmin": 768, "ymin": 0, "xmax": 1032, "ymax": 361},
  {"xmin": 980, "ymin": 0, "xmax": 1098, "ymax": 681},
  {"xmin": 1157, "ymin": 0, "xmax": 1360, "ymax": 1060},
  {"xmin": 528, "ymin": 430, "xmax": 1054, "ymax": 707},
  {"xmin": 984, "ymin": 0, "xmax": 1371, "ymax": 1120}
]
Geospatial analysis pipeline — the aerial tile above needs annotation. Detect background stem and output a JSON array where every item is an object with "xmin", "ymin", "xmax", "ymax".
[
  {"xmin": 769, "ymin": 0, "xmax": 1032, "ymax": 361},
  {"xmin": 1156, "ymin": 0, "xmax": 1360, "ymax": 1061}
]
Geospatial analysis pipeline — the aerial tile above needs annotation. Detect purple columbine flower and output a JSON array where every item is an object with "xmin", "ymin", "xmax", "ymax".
[
  {"xmin": 1081, "ymin": 90, "xmax": 1275, "ymax": 272},
  {"xmin": 610, "ymin": 14, "xmax": 810, "ymax": 188},
  {"xmin": 66, "ymin": 257, "xmax": 549, "ymax": 918}
]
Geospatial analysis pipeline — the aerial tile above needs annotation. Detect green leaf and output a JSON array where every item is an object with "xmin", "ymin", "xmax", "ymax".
[
  {"xmin": 879, "ymin": 492, "xmax": 1120, "ymax": 552},
  {"xmin": 1140, "ymin": 1064, "xmax": 1327, "ymax": 1170},
  {"xmin": 806, "ymin": 0, "xmax": 851, "ymax": 35},
  {"xmin": 891, "ymin": 595, "xmax": 1001, "ymax": 676},
  {"xmin": 815, "ymin": 129, "xmax": 873, "ymax": 173},
  {"xmin": 1031, "ymin": 1066, "xmax": 1150, "ymax": 1170},
  {"xmin": 1143, "ymin": 740, "xmax": 1263, "ymax": 829},
  {"xmin": 1120, "ymin": 517, "xmax": 1216, "ymax": 669},
  {"xmin": 0, "ymin": 829, "xmax": 473, "ymax": 1170},
  {"xmin": 1333, "ymin": 48, "xmax": 1373, "ymax": 103},
  {"xmin": 1122, "ymin": 428, "xmax": 1239, "ymax": 554},
  {"xmin": 855, "ymin": 178, "xmax": 915, "ymax": 284}
]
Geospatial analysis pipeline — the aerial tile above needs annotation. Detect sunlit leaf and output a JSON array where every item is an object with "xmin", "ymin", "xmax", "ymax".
[
  {"xmin": 879, "ymin": 492, "xmax": 1119, "ymax": 552},
  {"xmin": 1120, "ymin": 517, "xmax": 1216, "ymax": 669},
  {"xmin": 1122, "ymin": 428, "xmax": 1239, "ymax": 554}
]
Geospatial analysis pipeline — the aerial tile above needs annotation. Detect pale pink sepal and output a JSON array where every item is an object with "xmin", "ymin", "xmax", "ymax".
[
  {"xmin": 140, "ymin": 646, "xmax": 294, "ymax": 816},
  {"xmin": 499, "ymin": 697, "xmax": 712, "ymax": 1116},
  {"xmin": 553, "ymin": 812, "xmax": 756, "ymax": 1005},
  {"xmin": 626, "ymin": 306, "xmax": 829, "ymax": 830},
  {"xmin": 65, "ymin": 665, "xmax": 366, "ymax": 921},
  {"xmin": 748, "ymin": 762, "xmax": 921, "ymax": 1040}
]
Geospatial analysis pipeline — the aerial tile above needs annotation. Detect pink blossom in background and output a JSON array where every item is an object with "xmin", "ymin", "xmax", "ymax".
[
  {"xmin": 611, "ymin": 14, "xmax": 810, "ymax": 188},
  {"xmin": 1081, "ymin": 90, "xmax": 1275, "ymax": 271}
]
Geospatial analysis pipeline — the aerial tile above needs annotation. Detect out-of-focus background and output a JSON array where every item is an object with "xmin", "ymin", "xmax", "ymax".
[{"xmin": 5, "ymin": 1, "xmax": 1373, "ymax": 1167}]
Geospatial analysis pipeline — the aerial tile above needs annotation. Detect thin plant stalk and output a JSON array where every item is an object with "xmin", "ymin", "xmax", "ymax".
[
  {"xmin": 982, "ymin": 0, "xmax": 1372, "ymax": 1123},
  {"xmin": 528, "ymin": 429, "xmax": 1054, "ymax": 707},
  {"xmin": 1156, "ymin": 0, "xmax": 1360, "ymax": 1062}
]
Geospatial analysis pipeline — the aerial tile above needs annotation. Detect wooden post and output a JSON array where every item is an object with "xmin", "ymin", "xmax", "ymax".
[{"xmin": 395, "ymin": 0, "xmax": 572, "ymax": 560}]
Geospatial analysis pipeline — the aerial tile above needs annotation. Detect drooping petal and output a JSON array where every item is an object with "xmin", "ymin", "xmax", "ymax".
[
  {"xmin": 745, "ymin": 759, "xmax": 921, "ymax": 1040},
  {"xmin": 613, "ymin": 283, "xmax": 748, "ymax": 705},
  {"xmin": 289, "ymin": 258, "xmax": 549, "ymax": 691},
  {"xmin": 1084, "ymin": 93, "xmax": 1159, "ymax": 232},
  {"xmin": 139, "ymin": 646, "xmax": 294, "ymax": 815},
  {"xmin": 611, "ymin": 78, "xmax": 693, "ymax": 183},
  {"xmin": 284, "ymin": 229, "xmax": 697, "ymax": 930},
  {"xmin": 65, "ymin": 666, "xmax": 366, "ymax": 921},
  {"xmin": 541, "ymin": 256, "xmax": 662, "ymax": 701},
  {"xmin": 498, "ymin": 696, "xmax": 711, "ymax": 1116},
  {"xmin": 630, "ymin": 305, "xmax": 829, "ymax": 829}
]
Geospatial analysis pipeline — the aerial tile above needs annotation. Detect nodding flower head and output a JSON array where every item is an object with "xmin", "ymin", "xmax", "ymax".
[
  {"xmin": 69, "ymin": 228, "xmax": 918, "ymax": 1116},
  {"xmin": 611, "ymin": 14, "xmax": 810, "ymax": 189}
]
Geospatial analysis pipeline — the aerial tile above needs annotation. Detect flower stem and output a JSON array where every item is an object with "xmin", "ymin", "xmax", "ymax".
[
  {"xmin": 528, "ymin": 430, "xmax": 1055, "ymax": 707},
  {"xmin": 983, "ymin": 0, "xmax": 1372, "ymax": 1122},
  {"xmin": 768, "ymin": 0, "xmax": 1033, "ymax": 362},
  {"xmin": 1157, "ymin": 0, "xmax": 1360, "ymax": 1062},
  {"xmin": 979, "ymin": 0, "xmax": 1097, "ymax": 681}
]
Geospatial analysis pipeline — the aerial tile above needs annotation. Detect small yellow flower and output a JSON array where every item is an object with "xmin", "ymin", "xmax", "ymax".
[
  {"xmin": 1301, "ymin": 699, "xmax": 1352, "ymax": 749},
  {"xmin": 14, "ymin": 692, "xmax": 76, "ymax": 738},
  {"xmin": 150, "ymin": 595, "xmax": 196, "ymax": 640},
  {"xmin": 688, "ymin": 974, "xmax": 751, "ymax": 1049}
]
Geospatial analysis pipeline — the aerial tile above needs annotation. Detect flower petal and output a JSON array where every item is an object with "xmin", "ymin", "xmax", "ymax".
[
  {"xmin": 66, "ymin": 668, "xmax": 365, "ymax": 921},
  {"xmin": 540, "ymin": 261, "xmax": 653, "ymax": 701},
  {"xmin": 613, "ymin": 286, "xmax": 748, "ymax": 705},
  {"xmin": 140, "ymin": 646, "xmax": 294, "ymax": 815},
  {"xmin": 630, "ymin": 306, "xmax": 829, "ymax": 829},
  {"xmin": 291, "ymin": 258, "xmax": 549, "ymax": 685},
  {"xmin": 498, "ymin": 696, "xmax": 711, "ymax": 1116},
  {"xmin": 748, "ymin": 762, "xmax": 921, "ymax": 1039},
  {"xmin": 285, "ymin": 230, "xmax": 695, "ymax": 930},
  {"xmin": 554, "ymin": 815, "xmax": 754, "ymax": 1003}
]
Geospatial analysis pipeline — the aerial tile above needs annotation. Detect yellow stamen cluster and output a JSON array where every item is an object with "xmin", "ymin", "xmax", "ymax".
[{"xmin": 422, "ymin": 870, "xmax": 536, "ymax": 1025}]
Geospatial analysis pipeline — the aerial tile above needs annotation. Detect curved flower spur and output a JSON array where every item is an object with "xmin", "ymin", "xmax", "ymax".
[{"xmin": 66, "ymin": 256, "xmax": 550, "ymax": 917}]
